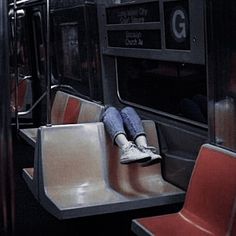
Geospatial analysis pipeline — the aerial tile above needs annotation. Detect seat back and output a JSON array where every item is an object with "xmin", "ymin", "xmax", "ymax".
[
  {"xmin": 11, "ymin": 78, "xmax": 30, "ymax": 112},
  {"xmin": 51, "ymin": 91, "xmax": 104, "ymax": 125},
  {"xmin": 27, "ymin": 121, "xmax": 184, "ymax": 219},
  {"xmin": 51, "ymin": 91, "xmax": 81, "ymax": 124},
  {"xmin": 77, "ymin": 98, "xmax": 104, "ymax": 123},
  {"xmin": 38, "ymin": 123, "xmax": 107, "ymax": 189},
  {"xmin": 183, "ymin": 144, "xmax": 236, "ymax": 235}
]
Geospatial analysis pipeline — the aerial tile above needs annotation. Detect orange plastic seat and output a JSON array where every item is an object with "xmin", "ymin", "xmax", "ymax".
[
  {"xmin": 50, "ymin": 91, "xmax": 81, "ymax": 124},
  {"xmin": 132, "ymin": 144, "xmax": 236, "ymax": 236},
  {"xmin": 51, "ymin": 91, "xmax": 104, "ymax": 125},
  {"xmin": 19, "ymin": 91, "xmax": 104, "ymax": 146},
  {"xmin": 11, "ymin": 78, "xmax": 28, "ymax": 112}
]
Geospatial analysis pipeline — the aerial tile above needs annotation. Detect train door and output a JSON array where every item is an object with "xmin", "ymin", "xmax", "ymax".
[
  {"xmin": 9, "ymin": 0, "xmax": 47, "ymax": 127},
  {"xmin": 9, "ymin": 4, "xmax": 33, "ymax": 127},
  {"xmin": 30, "ymin": 5, "xmax": 47, "ymax": 125},
  {"xmin": 50, "ymin": 0, "xmax": 103, "ymax": 102}
]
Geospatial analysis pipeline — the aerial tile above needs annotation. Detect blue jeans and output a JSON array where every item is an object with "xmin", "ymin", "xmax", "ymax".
[{"xmin": 101, "ymin": 106, "xmax": 145, "ymax": 143}]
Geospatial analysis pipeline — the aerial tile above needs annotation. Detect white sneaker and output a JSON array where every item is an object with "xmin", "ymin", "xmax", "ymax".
[
  {"xmin": 120, "ymin": 142, "xmax": 151, "ymax": 164},
  {"xmin": 138, "ymin": 146, "xmax": 162, "ymax": 167}
]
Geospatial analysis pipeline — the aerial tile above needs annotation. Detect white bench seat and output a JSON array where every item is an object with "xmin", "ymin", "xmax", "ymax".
[{"xmin": 23, "ymin": 122, "xmax": 184, "ymax": 219}]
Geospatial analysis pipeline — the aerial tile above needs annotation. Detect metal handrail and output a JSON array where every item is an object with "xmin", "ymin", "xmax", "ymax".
[
  {"xmin": 18, "ymin": 90, "xmax": 46, "ymax": 116},
  {"xmin": 18, "ymin": 84, "xmax": 79, "ymax": 116},
  {"xmin": 11, "ymin": 75, "xmax": 32, "ymax": 93}
]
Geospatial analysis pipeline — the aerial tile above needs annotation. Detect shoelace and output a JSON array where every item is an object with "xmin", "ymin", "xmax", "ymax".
[
  {"xmin": 123, "ymin": 142, "xmax": 136, "ymax": 152},
  {"xmin": 139, "ymin": 146, "xmax": 158, "ymax": 154},
  {"xmin": 147, "ymin": 146, "xmax": 158, "ymax": 154}
]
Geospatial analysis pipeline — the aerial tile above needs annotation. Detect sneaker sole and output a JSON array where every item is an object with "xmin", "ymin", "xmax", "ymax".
[
  {"xmin": 141, "ymin": 157, "xmax": 162, "ymax": 167},
  {"xmin": 120, "ymin": 156, "xmax": 151, "ymax": 164}
]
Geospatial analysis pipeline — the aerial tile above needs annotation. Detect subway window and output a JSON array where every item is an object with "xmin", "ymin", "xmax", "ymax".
[
  {"xmin": 52, "ymin": 7, "xmax": 90, "ymax": 96},
  {"xmin": 32, "ymin": 11, "xmax": 46, "ymax": 80},
  {"xmin": 117, "ymin": 57, "xmax": 207, "ymax": 124},
  {"xmin": 51, "ymin": 4, "xmax": 102, "ymax": 100}
]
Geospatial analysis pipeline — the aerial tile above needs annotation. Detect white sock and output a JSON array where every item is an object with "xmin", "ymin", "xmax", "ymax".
[
  {"xmin": 135, "ymin": 135, "xmax": 147, "ymax": 147},
  {"xmin": 115, "ymin": 134, "xmax": 129, "ymax": 148}
]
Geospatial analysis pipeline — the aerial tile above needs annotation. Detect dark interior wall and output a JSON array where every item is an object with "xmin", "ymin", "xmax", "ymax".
[{"xmin": 0, "ymin": 0, "xmax": 15, "ymax": 234}]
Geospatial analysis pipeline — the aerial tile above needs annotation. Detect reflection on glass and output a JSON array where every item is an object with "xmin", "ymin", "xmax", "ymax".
[
  {"xmin": 9, "ymin": 15, "xmax": 30, "ymax": 76},
  {"xmin": 215, "ymin": 53, "xmax": 236, "ymax": 150},
  {"xmin": 117, "ymin": 57, "xmax": 207, "ymax": 123},
  {"xmin": 215, "ymin": 97, "xmax": 236, "ymax": 149},
  {"xmin": 51, "ymin": 5, "xmax": 102, "ymax": 100},
  {"xmin": 209, "ymin": 1, "xmax": 236, "ymax": 151},
  {"xmin": 33, "ymin": 11, "xmax": 46, "ymax": 80},
  {"xmin": 61, "ymin": 23, "xmax": 81, "ymax": 81}
]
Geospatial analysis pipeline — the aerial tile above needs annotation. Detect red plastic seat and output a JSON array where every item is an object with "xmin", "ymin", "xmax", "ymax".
[
  {"xmin": 50, "ymin": 91, "xmax": 104, "ymax": 125},
  {"xmin": 50, "ymin": 91, "xmax": 81, "ymax": 124},
  {"xmin": 132, "ymin": 144, "xmax": 236, "ymax": 236},
  {"xmin": 10, "ymin": 78, "xmax": 28, "ymax": 112},
  {"xmin": 62, "ymin": 96, "xmax": 81, "ymax": 124}
]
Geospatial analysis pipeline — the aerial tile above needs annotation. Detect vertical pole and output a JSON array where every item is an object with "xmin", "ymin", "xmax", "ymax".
[
  {"xmin": 46, "ymin": 0, "xmax": 51, "ymax": 125},
  {"xmin": 0, "ymin": 0, "xmax": 15, "ymax": 235},
  {"xmin": 13, "ymin": 0, "xmax": 19, "ymax": 131}
]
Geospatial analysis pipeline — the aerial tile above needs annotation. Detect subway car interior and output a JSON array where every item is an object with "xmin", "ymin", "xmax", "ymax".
[{"xmin": 0, "ymin": 0, "xmax": 236, "ymax": 235}]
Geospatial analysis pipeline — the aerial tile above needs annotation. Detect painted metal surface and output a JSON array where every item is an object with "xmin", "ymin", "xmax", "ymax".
[
  {"xmin": 27, "ymin": 122, "xmax": 184, "ymax": 219},
  {"xmin": 132, "ymin": 144, "xmax": 236, "ymax": 235}
]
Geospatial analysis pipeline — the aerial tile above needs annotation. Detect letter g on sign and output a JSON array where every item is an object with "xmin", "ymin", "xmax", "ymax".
[{"xmin": 170, "ymin": 6, "xmax": 189, "ymax": 43}]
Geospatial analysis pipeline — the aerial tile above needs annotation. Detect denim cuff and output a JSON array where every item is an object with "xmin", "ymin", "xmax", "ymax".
[{"xmin": 133, "ymin": 132, "xmax": 146, "ymax": 141}]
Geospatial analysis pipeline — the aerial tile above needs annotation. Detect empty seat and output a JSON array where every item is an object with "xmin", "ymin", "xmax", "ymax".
[
  {"xmin": 23, "ymin": 122, "xmax": 184, "ymax": 219},
  {"xmin": 132, "ymin": 144, "xmax": 236, "ymax": 236},
  {"xmin": 19, "ymin": 90, "xmax": 104, "ymax": 147},
  {"xmin": 37, "ymin": 123, "xmax": 123, "ymax": 219},
  {"xmin": 11, "ymin": 78, "xmax": 31, "ymax": 112},
  {"xmin": 51, "ymin": 91, "xmax": 81, "ymax": 124},
  {"xmin": 77, "ymin": 99, "xmax": 104, "ymax": 123},
  {"xmin": 22, "ymin": 131, "xmax": 43, "ymax": 199}
]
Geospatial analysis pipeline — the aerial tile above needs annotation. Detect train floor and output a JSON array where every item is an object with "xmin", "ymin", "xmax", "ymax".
[{"xmin": 12, "ymin": 129, "xmax": 182, "ymax": 236}]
